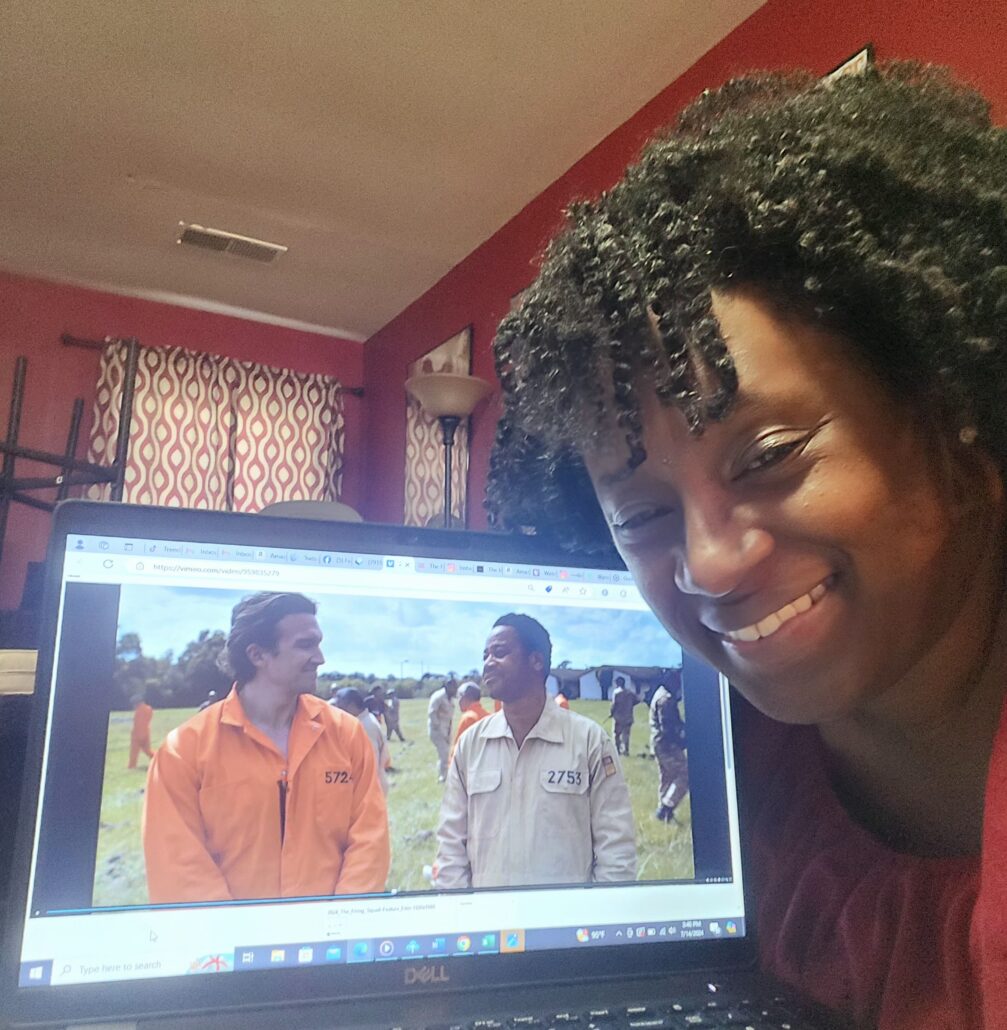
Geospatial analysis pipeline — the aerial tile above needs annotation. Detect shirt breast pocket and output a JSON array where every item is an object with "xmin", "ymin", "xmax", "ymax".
[
  {"xmin": 537, "ymin": 766, "xmax": 590, "ymax": 841},
  {"xmin": 468, "ymin": 767, "xmax": 504, "ymax": 840}
]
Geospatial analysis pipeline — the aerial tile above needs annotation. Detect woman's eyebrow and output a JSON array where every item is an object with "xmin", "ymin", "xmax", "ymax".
[{"xmin": 593, "ymin": 390, "xmax": 801, "ymax": 488}]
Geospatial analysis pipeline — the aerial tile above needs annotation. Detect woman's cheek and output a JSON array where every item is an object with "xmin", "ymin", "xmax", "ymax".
[{"xmin": 630, "ymin": 563, "xmax": 692, "ymax": 641}]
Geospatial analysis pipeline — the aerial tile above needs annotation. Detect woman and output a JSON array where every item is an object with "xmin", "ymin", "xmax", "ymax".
[{"xmin": 487, "ymin": 64, "xmax": 1007, "ymax": 1028}]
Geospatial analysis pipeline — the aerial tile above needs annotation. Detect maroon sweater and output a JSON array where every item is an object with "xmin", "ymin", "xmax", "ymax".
[{"xmin": 738, "ymin": 695, "xmax": 1007, "ymax": 1028}]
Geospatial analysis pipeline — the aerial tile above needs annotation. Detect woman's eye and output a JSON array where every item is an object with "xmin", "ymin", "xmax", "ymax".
[{"xmin": 737, "ymin": 436, "xmax": 809, "ymax": 478}]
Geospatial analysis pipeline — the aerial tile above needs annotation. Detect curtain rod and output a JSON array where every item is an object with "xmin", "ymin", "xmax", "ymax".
[{"xmin": 60, "ymin": 333, "xmax": 364, "ymax": 397}]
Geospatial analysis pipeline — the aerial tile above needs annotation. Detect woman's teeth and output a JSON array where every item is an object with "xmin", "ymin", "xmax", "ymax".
[{"xmin": 725, "ymin": 581, "xmax": 829, "ymax": 642}]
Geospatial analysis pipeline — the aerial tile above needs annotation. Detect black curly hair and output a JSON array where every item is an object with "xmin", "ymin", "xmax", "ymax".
[{"xmin": 486, "ymin": 62, "xmax": 1007, "ymax": 555}]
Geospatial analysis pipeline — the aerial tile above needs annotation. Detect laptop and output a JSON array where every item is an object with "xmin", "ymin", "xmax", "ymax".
[{"xmin": 2, "ymin": 500, "xmax": 844, "ymax": 1029}]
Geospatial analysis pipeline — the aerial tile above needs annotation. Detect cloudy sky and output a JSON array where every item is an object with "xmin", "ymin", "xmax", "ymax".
[{"xmin": 117, "ymin": 584, "xmax": 681, "ymax": 678}]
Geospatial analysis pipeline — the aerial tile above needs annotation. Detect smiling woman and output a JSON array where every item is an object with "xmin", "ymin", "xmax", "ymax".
[{"xmin": 487, "ymin": 63, "xmax": 1007, "ymax": 1029}]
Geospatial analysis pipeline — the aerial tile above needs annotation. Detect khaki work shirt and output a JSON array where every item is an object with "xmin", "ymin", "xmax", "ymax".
[
  {"xmin": 435, "ymin": 701, "xmax": 637, "ymax": 888},
  {"xmin": 427, "ymin": 687, "xmax": 454, "ymax": 741},
  {"xmin": 357, "ymin": 709, "xmax": 390, "ymax": 795}
]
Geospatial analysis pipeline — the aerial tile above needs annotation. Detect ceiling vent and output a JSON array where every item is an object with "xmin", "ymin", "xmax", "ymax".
[{"xmin": 176, "ymin": 223, "xmax": 287, "ymax": 263}]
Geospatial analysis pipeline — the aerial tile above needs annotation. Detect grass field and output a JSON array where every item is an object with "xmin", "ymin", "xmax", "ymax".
[{"xmin": 94, "ymin": 698, "xmax": 692, "ymax": 907}]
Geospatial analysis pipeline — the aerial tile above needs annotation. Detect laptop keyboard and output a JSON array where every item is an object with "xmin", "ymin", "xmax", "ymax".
[{"xmin": 393, "ymin": 988, "xmax": 827, "ymax": 1030}]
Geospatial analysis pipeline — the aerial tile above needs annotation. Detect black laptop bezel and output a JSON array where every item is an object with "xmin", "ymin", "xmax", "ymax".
[{"xmin": 3, "ymin": 500, "xmax": 760, "ymax": 1027}]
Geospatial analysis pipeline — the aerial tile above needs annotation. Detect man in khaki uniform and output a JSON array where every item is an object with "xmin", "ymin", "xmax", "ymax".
[
  {"xmin": 427, "ymin": 677, "xmax": 458, "ymax": 781},
  {"xmin": 609, "ymin": 675, "xmax": 637, "ymax": 756},
  {"xmin": 435, "ymin": 614, "xmax": 636, "ymax": 889}
]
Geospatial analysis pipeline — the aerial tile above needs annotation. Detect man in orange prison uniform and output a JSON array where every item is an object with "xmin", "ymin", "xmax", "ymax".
[
  {"xmin": 128, "ymin": 698, "xmax": 154, "ymax": 769},
  {"xmin": 142, "ymin": 591, "xmax": 389, "ymax": 904},
  {"xmin": 448, "ymin": 681, "xmax": 489, "ymax": 765}
]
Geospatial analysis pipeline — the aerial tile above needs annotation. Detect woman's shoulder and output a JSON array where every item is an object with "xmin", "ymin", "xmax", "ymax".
[{"xmin": 735, "ymin": 694, "xmax": 987, "ymax": 1027}]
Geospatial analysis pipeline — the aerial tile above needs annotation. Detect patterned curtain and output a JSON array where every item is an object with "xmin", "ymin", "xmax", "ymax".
[
  {"xmin": 404, "ymin": 399, "xmax": 468, "ymax": 526},
  {"xmin": 86, "ymin": 342, "xmax": 343, "ymax": 509}
]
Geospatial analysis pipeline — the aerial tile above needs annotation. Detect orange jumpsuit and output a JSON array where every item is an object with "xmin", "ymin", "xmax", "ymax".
[
  {"xmin": 128, "ymin": 702, "xmax": 154, "ymax": 768},
  {"xmin": 142, "ymin": 686, "xmax": 389, "ymax": 904},
  {"xmin": 448, "ymin": 703, "xmax": 489, "ymax": 765}
]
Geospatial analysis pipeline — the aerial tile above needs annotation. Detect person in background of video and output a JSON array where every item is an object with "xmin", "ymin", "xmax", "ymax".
[
  {"xmin": 428, "ymin": 676, "xmax": 458, "ymax": 782},
  {"xmin": 142, "ymin": 591, "xmax": 389, "ymax": 903},
  {"xmin": 333, "ymin": 686, "xmax": 390, "ymax": 795},
  {"xmin": 449, "ymin": 681, "xmax": 489, "ymax": 765},
  {"xmin": 127, "ymin": 695, "xmax": 154, "ymax": 770},
  {"xmin": 197, "ymin": 689, "xmax": 220, "ymax": 712},
  {"xmin": 649, "ymin": 674, "xmax": 688, "ymax": 822},
  {"xmin": 435, "ymin": 613, "xmax": 636, "ymax": 888},
  {"xmin": 384, "ymin": 687, "xmax": 405, "ymax": 742},
  {"xmin": 609, "ymin": 675, "xmax": 636, "ymax": 755},
  {"xmin": 484, "ymin": 64, "xmax": 1007, "ymax": 1028},
  {"xmin": 365, "ymin": 685, "xmax": 386, "ymax": 727},
  {"xmin": 554, "ymin": 689, "xmax": 570, "ymax": 709}
]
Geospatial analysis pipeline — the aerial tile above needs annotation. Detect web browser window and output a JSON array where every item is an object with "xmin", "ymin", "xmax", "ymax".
[{"xmin": 17, "ymin": 533, "xmax": 744, "ymax": 990}]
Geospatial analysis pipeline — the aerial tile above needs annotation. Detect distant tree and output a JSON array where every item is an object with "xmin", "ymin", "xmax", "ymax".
[
  {"xmin": 173, "ymin": 629, "xmax": 230, "ymax": 707},
  {"xmin": 116, "ymin": 633, "xmax": 142, "ymax": 663},
  {"xmin": 112, "ymin": 635, "xmax": 173, "ymax": 710}
]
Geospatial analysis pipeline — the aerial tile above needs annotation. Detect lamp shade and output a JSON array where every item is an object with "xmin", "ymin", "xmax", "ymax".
[{"xmin": 405, "ymin": 372, "xmax": 492, "ymax": 418}]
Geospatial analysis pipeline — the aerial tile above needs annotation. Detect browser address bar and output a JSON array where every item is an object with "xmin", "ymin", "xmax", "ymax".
[{"xmin": 116, "ymin": 557, "xmax": 636, "ymax": 603}]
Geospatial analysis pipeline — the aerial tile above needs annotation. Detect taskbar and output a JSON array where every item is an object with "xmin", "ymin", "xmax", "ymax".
[
  {"xmin": 19, "ymin": 918, "xmax": 746, "ymax": 987},
  {"xmin": 233, "ymin": 917, "xmax": 746, "ymax": 971}
]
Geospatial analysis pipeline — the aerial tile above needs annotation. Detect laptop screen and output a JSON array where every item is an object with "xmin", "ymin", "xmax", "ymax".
[{"xmin": 8, "ymin": 503, "xmax": 748, "ymax": 1021}]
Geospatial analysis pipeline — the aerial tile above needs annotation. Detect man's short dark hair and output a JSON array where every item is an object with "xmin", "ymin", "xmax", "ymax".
[
  {"xmin": 333, "ymin": 686, "xmax": 366, "ymax": 714},
  {"xmin": 493, "ymin": 613, "xmax": 552, "ymax": 672},
  {"xmin": 225, "ymin": 592, "xmax": 317, "ymax": 685}
]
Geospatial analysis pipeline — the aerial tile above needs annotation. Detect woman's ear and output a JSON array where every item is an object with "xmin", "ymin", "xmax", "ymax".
[{"xmin": 938, "ymin": 427, "xmax": 1004, "ymax": 516}]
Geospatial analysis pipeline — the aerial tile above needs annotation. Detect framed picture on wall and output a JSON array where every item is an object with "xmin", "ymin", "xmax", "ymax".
[
  {"xmin": 826, "ymin": 44, "xmax": 874, "ymax": 82},
  {"xmin": 510, "ymin": 286, "xmax": 531, "ymax": 313}
]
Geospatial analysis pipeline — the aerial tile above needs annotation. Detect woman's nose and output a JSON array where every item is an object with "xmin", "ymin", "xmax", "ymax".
[{"xmin": 673, "ymin": 502, "xmax": 774, "ymax": 598}]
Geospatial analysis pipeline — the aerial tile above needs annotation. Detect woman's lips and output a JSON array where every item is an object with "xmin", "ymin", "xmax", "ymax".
[{"xmin": 702, "ymin": 574, "xmax": 837, "ymax": 646}]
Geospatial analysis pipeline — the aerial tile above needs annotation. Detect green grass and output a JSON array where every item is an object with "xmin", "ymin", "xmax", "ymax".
[{"xmin": 93, "ymin": 699, "xmax": 692, "ymax": 907}]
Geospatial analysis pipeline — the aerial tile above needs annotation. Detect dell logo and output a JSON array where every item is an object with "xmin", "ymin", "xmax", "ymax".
[{"xmin": 404, "ymin": 964, "xmax": 450, "ymax": 985}]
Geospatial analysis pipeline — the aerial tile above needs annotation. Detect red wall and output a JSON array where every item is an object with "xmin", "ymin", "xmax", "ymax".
[
  {"xmin": 362, "ymin": 0, "xmax": 1007, "ymax": 528},
  {"xmin": 0, "ymin": 271, "xmax": 363, "ymax": 609}
]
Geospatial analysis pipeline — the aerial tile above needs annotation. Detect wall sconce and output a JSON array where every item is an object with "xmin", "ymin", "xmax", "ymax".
[{"xmin": 404, "ymin": 371, "xmax": 492, "ymax": 528}]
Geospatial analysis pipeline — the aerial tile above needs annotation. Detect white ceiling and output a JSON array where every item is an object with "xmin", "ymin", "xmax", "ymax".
[{"xmin": 0, "ymin": 1, "xmax": 763, "ymax": 340}]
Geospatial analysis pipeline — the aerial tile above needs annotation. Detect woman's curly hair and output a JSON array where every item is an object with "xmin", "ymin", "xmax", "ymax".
[{"xmin": 486, "ymin": 62, "xmax": 1007, "ymax": 554}]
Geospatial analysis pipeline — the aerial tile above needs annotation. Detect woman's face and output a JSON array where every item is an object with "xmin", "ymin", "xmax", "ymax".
[{"xmin": 583, "ymin": 290, "xmax": 1000, "ymax": 724}]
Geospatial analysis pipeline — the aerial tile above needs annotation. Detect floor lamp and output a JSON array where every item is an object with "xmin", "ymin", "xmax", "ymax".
[{"xmin": 405, "ymin": 372, "xmax": 492, "ymax": 528}]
